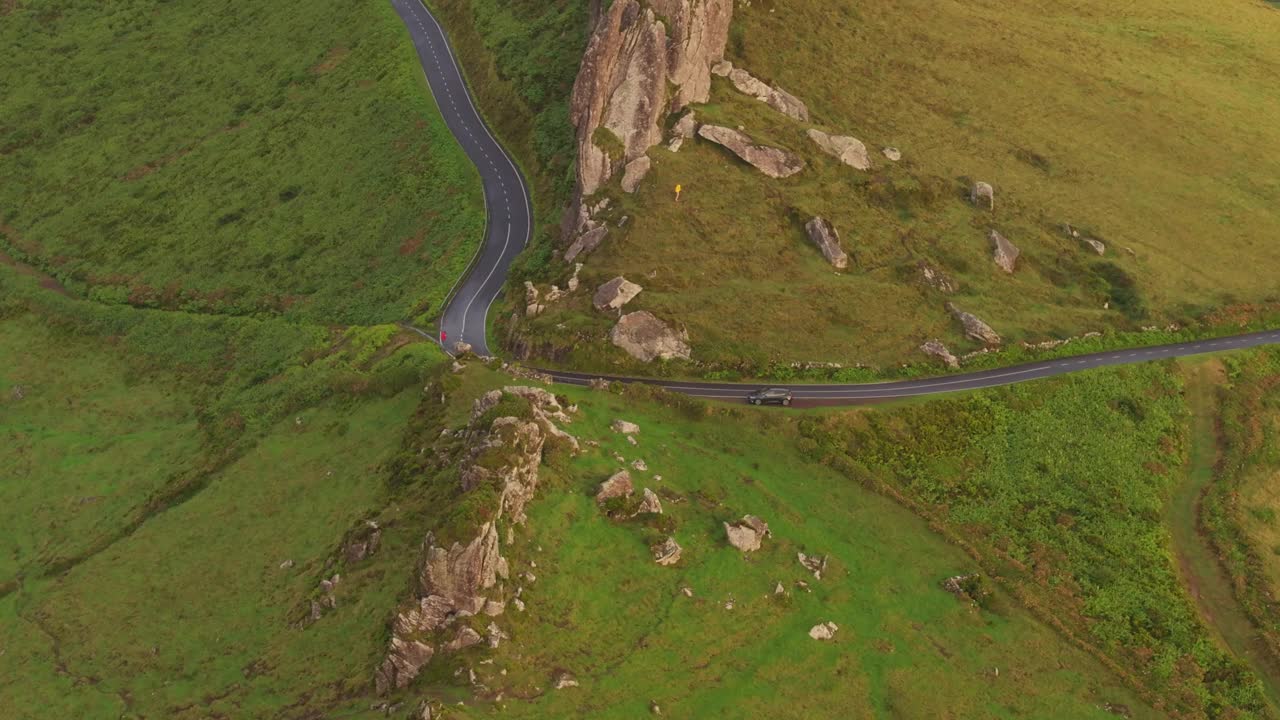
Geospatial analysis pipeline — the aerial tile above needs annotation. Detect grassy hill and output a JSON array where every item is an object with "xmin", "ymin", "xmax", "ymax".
[
  {"xmin": 0, "ymin": 0, "xmax": 483, "ymax": 324},
  {"xmin": 508, "ymin": 0, "xmax": 1280, "ymax": 372}
]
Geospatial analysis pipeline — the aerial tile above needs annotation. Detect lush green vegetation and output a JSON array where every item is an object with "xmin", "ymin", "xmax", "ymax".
[
  {"xmin": 799, "ymin": 364, "xmax": 1270, "ymax": 716},
  {"xmin": 0, "ymin": 0, "xmax": 483, "ymax": 324},
  {"xmin": 516, "ymin": 0, "xmax": 1280, "ymax": 370}
]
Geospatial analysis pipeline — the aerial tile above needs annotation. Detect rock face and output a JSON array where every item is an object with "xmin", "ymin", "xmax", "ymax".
[
  {"xmin": 971, "ymin": 181, "xmax": 995, "ymax": 210},
  {"xmin": 570, "ymin": 0, "xmax": 733, "ymax": 197},
  {"xmin": 621, "ymin": 156, "xmax": 652, "ymax": 193},
  {"xmin": 375, "ymin": 388, "xmax": 576, "ymax": 694},
  {"xmin": 697, "ymin": 125, "xmax": 805, "ymax": 179},
  {"xmin": 597, "ymin": 470, "xmax": 635, "ymax": 503},
  {"xmin": 804, "ymin": 217, "xmax": 849, "ymax": 269},
  {"xmin": 808, "ymin": 621, "xmax": 839, "ymax": 641},
  {"xmin": 564, "ymin": 225, "xmax": 608, "ymax": 263},
  {"xmin": 611, "ymin": 311, "xmax": 692, "ymax": 362},
  {"xmin": 920, "ymin": 340, "xmax": 960, "ymax": 369},
  {"xmin": 806, "ymin": 129, "xmax": 870, "ymax": 171},
  {"xmin": 989, "ymin": 229, "xmax": 1020, "ymax": 273},
  {"xmin": 724, "ymin": 515, "xmax": 771, "ymax": 552},
  {"xmin": 653, "ymin": 536, "xmax": 683, "ymax": 565},
  {"xmin": 712, "ymin": 61, "xmax": 809, "ymax": 121},
  {"xmin": 947, "ymin": 303, "xmax": 1001, "ymax": 345},
  {"xmin": 593, "ymin": 276, "xmax": 643, "ymax": 312}
]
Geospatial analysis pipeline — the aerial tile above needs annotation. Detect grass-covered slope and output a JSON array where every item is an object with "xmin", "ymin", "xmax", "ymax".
[
  {"xmin": 0, "ymin": 0, "xmax": 482, "ymax": 324},
  {"xmin": 521, "ymin": 0, "xmax": 1280, "ymax": 370}
]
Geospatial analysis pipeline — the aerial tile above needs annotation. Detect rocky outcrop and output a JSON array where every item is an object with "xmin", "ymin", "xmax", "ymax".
[
  {"xmin": 920, "ymin": 340, "xmax": 959, "ymax": 369},
  {"xmin": 806, "ymin": 129, "xmax": 870, "ymax": 171},
  {"xmin": 916, "ymin": 260, "xmax": 958, "ymax": 294},
  {"xmin": 711, "ymin": 60, "xmax": 809, "ymax": 121},
  {"xmin": 808, "ymin": 621, "xmax": 839, "ymax": 641},
  {"xmin": 804, "ymin": 217, "xmax": 849, "ymax": 269},
  {"xmin": 947, "ymin": 303, "xmax": 1001, "ymax": 345},
  {"xmin": 611, "ymin": 311, "xmax": 692, "ymax": 362},
  {"xmin": 376, "ymin": 388, "xmax": 575, "ymax": 694},
  {"xmin": 697, "ymin": 125, "xmax": 805, "ymax": 179},
  {"xmin": 653, "ymin": 536, "xmax": 683, "ymax": 565},
  {"xmin": 564, "ymin": 225, "xmax": 608, "ymax": 263},
  {"xmin": 971, "ymin": 181, "xmax": 994, "ymax": 210},
  {"xmin": 724, "ymin": 515, "xmax": 771, "ymax": 552},
  {"xmin": 989, "ymin": 229, "xmax": 1020, "ymax": 273},
  {"xmin": 621, "ymin": 156, "xmax": 652, "ymax": 193},
  {"xmin": 570, "ymin": 0, "xmax": 732, "ymax": 197},
  {"xmin": 594, "ymin": 276, "xmax": 643, "ymax": 311},
  {"xmin": 597, "ymin": 470, "xmax": 635, "ymax": 503}
]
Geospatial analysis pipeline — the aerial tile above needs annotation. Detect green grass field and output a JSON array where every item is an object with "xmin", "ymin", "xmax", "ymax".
[
  {"xmin": 516, "ymin": 0, "xmax": 1280, "ymax": 371},
  {"xmin": 0, "ymin": 0, "xmax": 483, "ymax": 324}
]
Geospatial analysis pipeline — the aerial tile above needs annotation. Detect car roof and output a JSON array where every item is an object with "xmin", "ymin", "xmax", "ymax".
[{"xmin": 761, "ymin": 388, "xmax": 791, "ymax": 394}]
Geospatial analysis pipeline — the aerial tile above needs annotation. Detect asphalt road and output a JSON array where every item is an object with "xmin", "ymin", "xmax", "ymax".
[
  {"xmin": 396, "ymin": 0, "xmax": 1280, "ymax": 405},
  {"xmin": 392, "ymin": 0, "xmax": 531, "ymax": 357}
]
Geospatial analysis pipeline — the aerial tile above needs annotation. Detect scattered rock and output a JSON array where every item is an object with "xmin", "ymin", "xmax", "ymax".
[
  {"xmin": 593, "ymin": 276, "xmax": 643, "ymax": 312},
  {"xmin": 652, "ymin": 536, "xmax": 683, "ymax": 566},
  {"xmin": 610, "ymin": 311, "xmax": 692, "ymax": 362},
  {"xmin": 681, "ymin": 586, "xmax": 694, "ymax": 597},
  {"xmin": 804, "ymin": 217, "xmax": 850, "ymax": 269},
  {"xmin": 1082, "ymin": 237, "xmax": 1106, "ymax": 255},
  {"xmin": 697, "ymin": 125, "xmax": 805, "ymax": 179},
  {"xmin": 626, "ymin": 435, "xmax": 638, "ymax": 446},
  {"xmin": 797, "ymin": 552, "xmax": 828, "ymax": 580},
  {"xmin": 1103, "ymin": 702, "xmax": 1132, "ymax": 718},
  {"xmin": 483, "ymin": 599, "xmax": 505, "ymax": 616},
  {"xmin": 564, "ymin": 226, "xmax": 608, "ymax": 263},
  {"xmin": 486, "ymin": 622, "xmax": 509, "ymax": 649},
  {"xmin": 920, "ymin": 340, "xmax": 960, "ymax": 369},
  {"xmin": 418, "ymin": 700, "xmax": 435, "ymax": 720},
  {"xmin": 631, "ymin": 458, "xmax": 648, "ymax": 472},
  {"xmin": 513, "ymin": 597, "xmax": 526, "ymax": 612},
  {"xmin": 916, "ymin": 260, "xmax": 958, "ymax": 294},
  {"xmin": 672, "ymin": 110, "xmax": 698, "ymax": 139},
  {"xmin": 988, "ymin": 229, "xmax": 1020, "ymax": 274},
  {"xmin": 971, "ymin": 181, "xmax": 995, "ymax": 210},
  {"xmin": 724, "ymin": 515, "xmax": 771, "ymax": 552},
  {"xmin": 882, "ymin": 146, "xmax": 902, "ymax": 162},
  {"xmin": 566, "ymin": 262, "xmax": 583, "ymax": 292},
  {"xmin": 651, "ymin": 700, "xmax": 663, "ymax": 715},
  {"xmin": 808, "ymin": 621, "xmax": 839, "ymax": 641},
  {"xmin": 634, "ymin": 488, "xmax": 664, "ymax": 515},
  {"xmin": 445, "ymin": 626, "xmax": 483, "ymax": 653},
  {"xmin": 621, "ymin": 156, "xmax": 652, "ymax": 193},
  {"xmin": 344, "ymin": 522, "xmax": 383, "ymax": 564},
  {"xmin": 10, "ymin": 385, "xmax": 25, "ymax": 400},
  {"xmin": 552, "ymin": 670, "xmax": 579, "ymax": 690},
  {"xmin": 712, "ymin": 61, "xmax": 809, "ymax": 120},
  {"xmin": 667, "ymin": 137, "xmax": 684, "ymax": 152},
  {"xmin": 279, "ymin": 559, "xmax": 294, "ymax": 570},
  {"xmin": 947, "ymin": 303, "xmax": 1002, "ymax": 345},
  {"xmin": 612, "ymin": 419, "xmax": 640, "ymax": 434},
  {"xmin": 774, "ymin": 582, "xmax": 786, "ymax": 596},
  {"xmin": 806, "ymin": 129, "xmax": 870, "ymax": 171},
  {"xmin": 452, "ymin": 341, "xmax": 473, "ymax": 355},
  {"xmin": 596, "ymin": 470, "xmax": 635, "ymax": 503}
]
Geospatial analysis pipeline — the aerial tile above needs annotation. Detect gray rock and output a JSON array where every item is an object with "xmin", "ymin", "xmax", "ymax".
[
  {"xmin": 804, "ymin": 217, "xmax": 850, "ymax": 269},
  {"xmin": 621, "ymin": 156, "xmax": 652, "ymax": 193},
  {"xmin": 653, "ymin": 536, "xmax": 683, "ymax": 566},
  {"xmin": 596, "ymin": 470, "xmax": 634, "ymax": 503},
  {"xmin": 697, "ymin": 125, "xmax": 805, "ymax": 179},
  {"xmin": 452, "ymin": 341, "xmax": 473, "ymax": 355},
  {"xmin": 672, "ymin": 110, "xmax": 698, "ymax": 139},
  {"xmin": 375, "ymin": 638, "xmax": 434, "ymax": 694},
  {"xmin": 808, "ymin": 621, "xmax": 839, "ymax": 640},
  {"xmin": 724, "ymin": 515, "xmax": 771, "ymax": 552},
  {"xmin": 445, "ymin": 626, "xmax": 483, "ymax": 652},
  {"xmin": 947, "ymin": 303, "xmax": 1001, "ymax": 345},
  {"xmin": 797, "ymin": 552, "xmax": 828, "ymax": 579},
  {"xmin": 989, "ymin": 229, "xmax": 1020, "ymax": 273},
  {"xmin": 1082, "ymin": 237, "xmax": 1106, "ymax": 255},
  {"xmin": 920, "ymin": 340, "xmax": 960, "ymax": 369},
  {"xmin": 971, "ymin": 181, "xmax": 995, "ymax": 210},
  {"xmin": 593, "ymin": 276, "xmax": 643, "ymax": 311},
  {"xmin": 612, "ymin": 419, "xmax": 641, "ymax": 434},
  {"xmin": 882, "ymin": 146, "xmax": 902, "ymax": 162},
  {"xmin": 564, "ymin": 226, "xmax": 608, "ymax": 263},
  {"xmin": 610, "ymin": 311, "xmax": 692, "ymax": 362},
  {"xmin": 715, "ymin": 62, "xmax": 809, "ymax": 120},
  {"xmin": 807, "ymin": 129, "xmax": 870, "ymax": 171},
  {"xmin": 917, "ymin": 260, "xmax": 958, "ymax": 294},
  {"xmin": 633, "ymin": 487, "xmax": 664, "ymax": 515},
  {"xmin": 553, "ymin": 670, "xmax": 579, "ymax": 689}
]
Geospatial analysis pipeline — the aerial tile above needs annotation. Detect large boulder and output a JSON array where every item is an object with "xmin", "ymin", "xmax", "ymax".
[
  {"xmin": 971, "ymin": 181, "xmax": 995, "ymax": 210},
  {"xmin": 570, "ymin": 0, "xmax": 733, "ymax": 196},
  {"xmin": 724, "ymin": 515, "xmax": 771, "ymax": 552},
  {"xmin": 920, "ymin": 340, "xmax": 960, "ymax": 369},
  {"xmin": 593, "ymin": 276, "xmax": 643, "ymax": 312},
  {"xmin": 621, "ymin": 156, "xmax": 652, "ymax": 193},
  {"xmin": 806, "ymin": 129, "xmax": 870, "ymax": 171},
  {"xmin": 712, "ymin": 61, "xmax": 809, "ymax": 121},
  {"xmin": 947, "ymin": 303, "xmax": 1001, "ymax": 345},
  {"xmin": 633, "ymin": 487, "xmax": 664, "ymax": 515},
  {"xmin": 804, "ymin": 217, "xmax": 850, "ymax": 269},
  {"xmin": 610, "ymin": 311, "xmax": 692, "ymax": 362},
  {"xmin": 808, "ymin": 622, "xmax": 839, "ymax": 641},
  {"xmin": 564, "ymin": 225, "xmax": 608, "ymax": 263},
  {"xmin": 697, "ymin": 125, "xmax": 805, "ymax": 179},
  {"xmin": 596, "ymin": 470, "xmax": 634, "ymax": 503},
  {"xmin": 989, "ymin": 229, "xmax": 1020, "ymax": 273}
]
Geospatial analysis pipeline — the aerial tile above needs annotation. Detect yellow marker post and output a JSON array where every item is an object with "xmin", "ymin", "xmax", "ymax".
[{"xmin": 674, "ymin": 184, "xmax": 683, "ymax": 201}]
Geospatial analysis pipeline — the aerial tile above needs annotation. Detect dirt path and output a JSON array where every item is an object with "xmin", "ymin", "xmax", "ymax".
[{"xmin": 1170, "ymin": 360, "xmax": 1280, "ymax": 710}]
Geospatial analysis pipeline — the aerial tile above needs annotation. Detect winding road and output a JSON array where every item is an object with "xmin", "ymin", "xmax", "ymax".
[{"xmin": 393, "ymin": 0, "xmax": 1280, "ymax": 404}]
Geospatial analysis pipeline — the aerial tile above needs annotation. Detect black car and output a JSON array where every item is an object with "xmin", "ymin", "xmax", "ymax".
[{"xmin": 747, "ymin": 388, "xmax": 793, "ymax": 406}]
